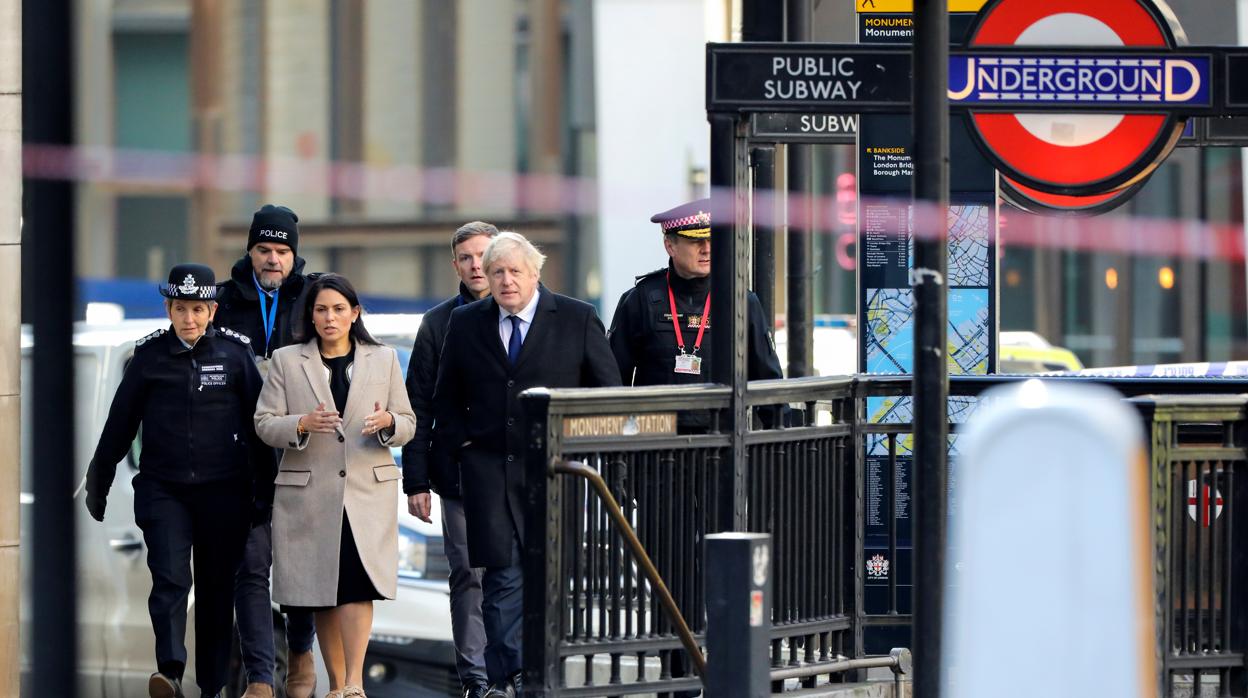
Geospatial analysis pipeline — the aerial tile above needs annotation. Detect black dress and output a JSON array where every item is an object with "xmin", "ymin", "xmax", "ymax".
[{"xmin": 284, "ymin": 345, "xmax": 383, "ymax": 613}]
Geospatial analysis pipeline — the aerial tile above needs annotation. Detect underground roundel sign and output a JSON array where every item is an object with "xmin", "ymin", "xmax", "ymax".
[{"xmin": 956, "ymin": 0, "xmax": 1188, "ymax": 200}]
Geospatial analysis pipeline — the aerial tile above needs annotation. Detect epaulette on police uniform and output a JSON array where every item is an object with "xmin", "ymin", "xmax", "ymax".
[
  {"xmin": 634, "ymin": 268, "xmax": 665, "ymax": 285},
  {"xmin": 216, "ymin": 326, "xmax": 252, "ymax": 345},
  {"xmin": 134, "ymin": 328, "xmax": 166, "ymax": 349}
]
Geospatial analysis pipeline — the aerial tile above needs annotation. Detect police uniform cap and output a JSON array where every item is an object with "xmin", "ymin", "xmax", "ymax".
[
  {"xmin": 160, "ymin": 263, "xmax": 221, "ymax": 301},
  {"xmin": 651, "ymin": 198, "xmax": 712, "ymax": 240}
]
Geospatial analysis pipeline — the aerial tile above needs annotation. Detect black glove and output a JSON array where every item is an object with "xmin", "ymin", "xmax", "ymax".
[{"xmin": 85, "ymin": 490, "xmax": 106, "ymax": 522}]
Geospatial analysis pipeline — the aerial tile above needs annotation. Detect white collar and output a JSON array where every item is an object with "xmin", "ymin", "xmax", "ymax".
[{"xmin": 498, "ymin": 287, "xmax": 541, "ymax": 325}]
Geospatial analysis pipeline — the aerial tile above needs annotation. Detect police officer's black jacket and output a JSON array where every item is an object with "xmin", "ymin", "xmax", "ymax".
[
  {"xmin": 608, "ymin": 262, "xmax": 784, "ymax": 387},
  {"xmin": 85, "ymin": 325, "xmax": 276, "ymax": 504},
  {"xmin": 213, "ymin": 255, "xmax": 310, "ymax": 358},
  {"xmin": 401, "ymin": 282, "xmax": 478, "ymax": 498}
]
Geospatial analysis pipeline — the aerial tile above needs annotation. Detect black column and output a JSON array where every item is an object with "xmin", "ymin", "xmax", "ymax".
[
  {"xmin": 751, "ymin": 146, "xmax": 777, "ymax": 327},
  {"xmin": 786, "ymin": 0, "xmax": 813, "ymax": 380},
  {"xmin": 910, "ymin": 2, "xmax": 949, "ymax": 698},
  {"xmin": 709, "ymin": 113, "xmax": 749, "ymax": 532},
  {"xmin": 24, "ymin": 1, "xmax": 77, "ymax": 696}
]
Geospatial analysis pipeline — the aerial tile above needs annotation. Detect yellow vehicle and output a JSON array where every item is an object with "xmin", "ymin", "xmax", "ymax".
[{"xmin": 998, "ymin": 331, "xmax": 1084, "ymax": 373}]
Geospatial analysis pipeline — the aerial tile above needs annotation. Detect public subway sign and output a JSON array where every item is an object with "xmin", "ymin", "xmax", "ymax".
[{"xmin": 706, "ymin": 46, "xmax": 914, "ymax": 111}]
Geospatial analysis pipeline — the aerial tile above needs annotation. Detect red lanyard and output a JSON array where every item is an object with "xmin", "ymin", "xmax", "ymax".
[{"xmin": 667, "ymin": 273, "xmax": 711, "ymax": 354}]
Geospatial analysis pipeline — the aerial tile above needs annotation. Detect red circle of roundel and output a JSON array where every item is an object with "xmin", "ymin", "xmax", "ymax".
[
  {"xmin": 965, "ymin": 0, "xmax": 1183, "ymax": 197},
  {"xmin": 1002, "ymin": 177, "xmax": 1144, "ymax": 217}
]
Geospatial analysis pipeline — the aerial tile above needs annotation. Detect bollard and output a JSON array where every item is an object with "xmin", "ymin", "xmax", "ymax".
[
  {"xmin": 946, "ymin": 379, "xmax": 1155, "ymax": 698},
  {"xmin": 706, "ymin": 532, "xmax": 772, "ymax": 697}
]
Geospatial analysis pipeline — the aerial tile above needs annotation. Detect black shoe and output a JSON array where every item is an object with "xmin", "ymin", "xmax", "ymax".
[
  {"xmin": 483, "ymin": 673, "xmax": 522, "ymax": 698},
  {"xmin": 147, "ymin": 672, "xmax": 185, "ymax": 698},
  {"xmin": 463, "ymin": 682, "xmax": 491, "ymax": 698}
]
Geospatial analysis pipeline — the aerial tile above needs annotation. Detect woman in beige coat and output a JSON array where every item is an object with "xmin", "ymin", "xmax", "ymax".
[{"xmin": 255, "ymin": 273, "xmax": 415, "ymax": 698}]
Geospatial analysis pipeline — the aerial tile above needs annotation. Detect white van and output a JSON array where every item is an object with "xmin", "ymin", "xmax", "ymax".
[{"xmin": 19, "ymin": 313, "xmax": 457, "ymax": 697}]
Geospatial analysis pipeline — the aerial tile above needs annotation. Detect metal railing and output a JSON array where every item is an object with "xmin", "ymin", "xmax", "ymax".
[
  {"xmin": 1133, "ymin": 396, "xmax": 1248, "ymax": 697},
  {"xmin": 520, "ymin": 374, "xmax": 1248, "ymax": 697}
]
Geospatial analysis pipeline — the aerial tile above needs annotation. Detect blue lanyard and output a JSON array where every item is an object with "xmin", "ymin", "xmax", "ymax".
[{"xmin": 253, "ymin": 275, "xmax": 279, "ymax": 354}]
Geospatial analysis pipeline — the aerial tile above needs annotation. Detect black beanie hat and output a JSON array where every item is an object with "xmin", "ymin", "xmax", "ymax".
[{"xmin": 248, "ymin": 204, "xmax": 299, "ymax": 254}]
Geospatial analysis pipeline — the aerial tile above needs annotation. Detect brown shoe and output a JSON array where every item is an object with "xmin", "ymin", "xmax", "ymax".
[
  {"xmin": 285, "ymin": 650, "xmax": 317, "ymax": 698},
  {"xmin": 147, "ymin": 672, "xmax": 184, "ymax": 698},
  {"xmin": 241, "ymin": 683, "xmax": 274, "ymax": 698}
]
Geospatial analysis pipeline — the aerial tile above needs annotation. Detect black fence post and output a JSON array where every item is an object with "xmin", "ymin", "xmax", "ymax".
[
  {"xmin": 751, "ymin": 146, "xmax": 777, "ymax": 329},
  {"xmin": 709, "ymin": 112, "xmax": 750, "ymax": 533},
  {"xmin": 706, "ymin": 533, "xmax": 772, "ymax": 697},
  {"xmin": 521, "ymin": 389, "xmax": 560, "ymax": 697}
]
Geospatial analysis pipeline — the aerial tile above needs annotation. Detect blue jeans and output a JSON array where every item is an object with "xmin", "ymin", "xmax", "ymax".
[{"xmin": 234, "ymin": 521, "xmax": 316, "ymax": 685}]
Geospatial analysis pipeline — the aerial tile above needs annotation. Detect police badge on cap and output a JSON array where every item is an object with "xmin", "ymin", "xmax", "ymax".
[
  {"xmin": 651, "ymin": 198, "xmax": 712, "ymax": 240},
  {"xmin": 159, "ymin": 263, "xmax": 221, "ymax": 301}
]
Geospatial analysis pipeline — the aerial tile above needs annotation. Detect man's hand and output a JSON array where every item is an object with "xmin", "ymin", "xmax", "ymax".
[
  {"xmin": 363, "ymin": 402, "xmax": 394, "ymax": 436},
  {"xmin": 407, "ymin": 492, "xmax": 432, "ymax": 523},
  {"xmin": 300, "ymin": 402, "xmax": 342, "ymax": 433},
  {"xmin": 85, "ymin": 491, "xmax": 106, "ymax": 522},
  {"xmin": 251, "ymin": 501, "xmax": 272, "ymax": 528}
]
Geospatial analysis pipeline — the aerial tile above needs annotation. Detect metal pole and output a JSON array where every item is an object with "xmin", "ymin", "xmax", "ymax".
[
  {"xmin": 786, "ymin": 0, "xmax": 813, "ymax": 380},
  {"xmin": 24, "ymin": 0, "xmax": 77, "ymax": 695},
  {"xmin": 752, "ymin": 146, "xmax": 777, "ymax": 328},
  {"xmin": 705, "ymin": 533, "xmax": 772, "ymax": 697},
  {"xmin": 709, "ymin": 112, "xmax": 749, "ymax": 532},
  {"xmin": 911, "ymin": 1, "xmax": 949, "ymax": 697}
]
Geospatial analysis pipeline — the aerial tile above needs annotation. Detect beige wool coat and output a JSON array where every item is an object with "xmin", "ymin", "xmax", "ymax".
[{"xmin": 254, "ymin": 339, "xmax": 416, "ymax": 607}]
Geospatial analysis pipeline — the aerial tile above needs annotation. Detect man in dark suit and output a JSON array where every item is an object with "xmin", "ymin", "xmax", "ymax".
[
  {"xmin": 434, "ymin": 232, "xmax": 621, "ymax": 698},
  {"xmin": 403, "ymin": 220, "xmax": 497, "ymax": 698}
]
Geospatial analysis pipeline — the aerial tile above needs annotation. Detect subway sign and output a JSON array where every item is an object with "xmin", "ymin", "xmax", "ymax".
[
  {"xmin": 706, "ymin": 0, "xmax": 1248, "ymax": 212},
  {"xmin": 948, "ymin": 54, "xmax": 1210, "ymax": 109}
]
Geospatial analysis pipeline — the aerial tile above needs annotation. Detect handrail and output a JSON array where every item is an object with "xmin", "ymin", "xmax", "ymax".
[
  {"xmin": 550, "ymin": 458, "xmax": 709, "ymax": 679},
  {"xmin": 768, "ymin": 647, "xmax": 912, "ymax": 681}
]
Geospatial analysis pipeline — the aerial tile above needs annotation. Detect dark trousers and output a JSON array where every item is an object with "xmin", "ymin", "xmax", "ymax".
[
  {"xmin": 442, "ymin": 496, "xmax": 488, "ymax": 688},
  {"xmin": 133, "ymin": 474, "xmax": 251, "ymax": 696},
  {"xmin": 235, "ymin": 521, "xmax": 317, "ymax": 685},
  {"xmin": 481, "ymin": 534, "xmax": 523, "ymax": 684}
]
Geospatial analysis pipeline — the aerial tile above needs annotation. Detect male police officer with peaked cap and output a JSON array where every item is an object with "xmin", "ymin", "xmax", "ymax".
[
  {"xmin": 607, "ymin": 201, "xmax": 785, "ymax": 698},
  {"xmin": 213, "ymin": 204, "xmax": 319, "ymax": 698},
  {"xmin": 608, "ymin": 198, "xmax": 784, "ymax": 399},
  {"xmin": 84, "ymin": 263, "xmax": 275, "ymax": 698}
]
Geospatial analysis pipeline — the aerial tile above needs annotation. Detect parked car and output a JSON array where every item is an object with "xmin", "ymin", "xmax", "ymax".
[{"xmin": 18, "ymin": 311, "xmax": 458, "ymax": 697}]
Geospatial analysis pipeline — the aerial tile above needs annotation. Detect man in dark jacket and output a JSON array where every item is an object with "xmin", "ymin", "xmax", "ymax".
[
  {"xmin": 607, "ymin": 200, "xmax": 786, "ymax": 697},
  {"xmin": 85, "ymin": 263, "xmax": 274, "ymax": 698},
  {"xmin": 403, "ymin": 221, "xmax": 497, "ymax": 698},
  {"xmin": 212, "ymin": 204, "xmax": 317, "ymax": 698},
  {"xmin": 434, "ymin": 232, "xmax": 620, "ymax": 698},
  {"xmin": 608, "ymin": 198, "xmax": 785, "ymax": 418}
]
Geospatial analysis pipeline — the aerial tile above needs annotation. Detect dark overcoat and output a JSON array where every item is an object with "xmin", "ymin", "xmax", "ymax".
[{"xmin": 433, "ymin": 286, "xmax": 620, "ymax": 567}]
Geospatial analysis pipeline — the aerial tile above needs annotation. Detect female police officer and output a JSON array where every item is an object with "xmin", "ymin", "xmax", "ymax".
[{"xmin": 84, "ymin": 263, "xmax": 275, "ymax": 698}]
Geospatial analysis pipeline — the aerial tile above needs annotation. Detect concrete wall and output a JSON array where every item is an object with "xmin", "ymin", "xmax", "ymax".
[{"xmin": 0, "ymin": 0, "xmax": 19, "ymax": 692}]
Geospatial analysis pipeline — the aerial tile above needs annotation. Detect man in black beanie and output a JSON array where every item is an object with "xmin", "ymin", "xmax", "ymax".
[{"xmin": 214, "ymin": 204, "xmax": 318, "ymax": 698}]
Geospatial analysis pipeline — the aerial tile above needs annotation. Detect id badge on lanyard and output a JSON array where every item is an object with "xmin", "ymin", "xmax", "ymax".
[{"xmin": 667, "ymin": 273, "xmax": 710, "ymax": 376}]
